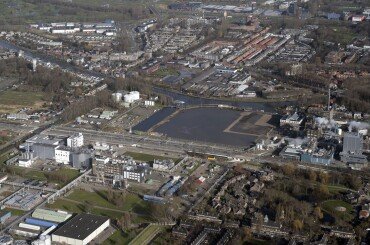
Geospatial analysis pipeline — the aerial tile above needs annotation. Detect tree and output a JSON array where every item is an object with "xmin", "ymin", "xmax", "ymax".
[
  {"xmin": 344, "ymin": 174, "xmax": 362, "ymax": 190},
  {"xmin": 118, "ymin": 213, "xmax": 131, "ymax": 230},
  {"xmin": 148, "ymin": 203, "xmax": 172, "ymax": 221},
  {"xmin": 292, "ymin": 219, "xmax": 303, "ymax": 232},
  {"xmin": 312, "ymin": 184, "xmax": 329, "ymax": 201},
  {"xmin": 281, "ymin": 164, "xmax": 296, "ymax": 176},
  {"xmin": 308, "ymin": 170, "xmax": 317, "ymax": 182},
  {"xmin": 241, "ymin": 227, "xmax": 252, "ymax": 242},
  {"xmin": 318, "ymin": 172, "xmax": 329, "ymax": 184},
  {"xmin": 313, "ymin": 206, "xmax": 323, "ymax": 220},
  {"xmin": 84, "ymin": 200, "xmax": 93, "ymax": 213}
]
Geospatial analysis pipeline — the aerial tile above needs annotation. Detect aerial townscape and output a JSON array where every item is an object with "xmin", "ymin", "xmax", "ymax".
[{"xmin": 0, "ymin": 0, "xmax": 370, "ymax": 244}]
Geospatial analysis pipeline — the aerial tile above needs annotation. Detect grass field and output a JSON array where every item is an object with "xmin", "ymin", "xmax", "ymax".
[
  {"xmin": 6, "ymin": 166, "xmax": 47, "ymax": 181},
  {"xmin": 3, "ymin": 207, "xmax": 26, "ymax": 216},
  {"xmin": 67, "ymin": 189, "xmax": 150, "ymax": 213},
  {"xmin": 0, "ymin": 0, "xmax": 152, "ymax": 26},
  {"xmin": 151, "ymin": 68, "xmax": 180, "ymax": 78},
  {"xmin": 6, "ymin": 166, "xmax": 80, "ymax": 186},
  {"xmin": 129, "ymin": 224, "xmax": 163, "ymax": 245},
  {"xmin": 0, "ymin": 91, "xmax": 45, "ymax": 113},
  {"xmin": 103, "ymin": 229, "xmax": 141, "ymax": 245},
  {"xmin": 46, "ymin": 199, "xmax": 126, "ymax": 220},
  {"xmin": 46, "ymin": 196, "xmax": 153, "ymax": 224},
  {"xmin": 47, "ymin": 188, "xmax": 154, "ymax": 222},
  {"xmin": 322, "ymin": 199, "xmax": 354, "ymax": 222}
]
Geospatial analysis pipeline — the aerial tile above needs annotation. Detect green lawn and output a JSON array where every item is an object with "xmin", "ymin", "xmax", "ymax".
[
  {"xmin": 5, "ymin": 166, "xmax": 80, "ymax": 186},
  {"xmin": 6, "ymin": 166, "xmax": 47, "ymax": 181},
  {"xmin": 0, "ymin": 91, "xmax": 45, "ymax": 113},
  {"xmin": 50, "ymin": 168, "xmax": 80, "ymax": 186},
  {"xmin": 151, "ymin": 68, "xmax": 180, "ymax": 78},
  {"xmin": 129, "ymin": 224, "xmax": 163, "ymax": 245},
  {"xmin": 0, "ymin": 152, "xmax": 13, "ymax": 165},
  {"xmin": 0, "ymin": 0, "xmax": 151, "ymax": 26},
  {"xmin": 103, "ymin": 230, "xmax": 139, "ymax": 245},
  {"xmin": 322, "ymin": 199, "xmax": 354, "ymax": 222},
  {"xmin": 327, "ymin": 185, "xmax": 354, "ymax": 194},
  {"xmin": 46, "ymin": 197, "xmax": 153, "ymax": 223},
  {"xmin": 3, "ymin": 208, "xmax": 25, "ymax": 216},
  {"xmin": 46, "ymin": 199, "xmax": 85, "ymax": 213},
  {"xmin": 46, "ymin": 198, "xmax": 123, "ymax": 219},
  {"xmin": 67, "ymin": 189, "xmax": 149, "ymax": 213},
  {"xmin": 0, "ymin": 91, "xmax": 44, "ymax": 106}
]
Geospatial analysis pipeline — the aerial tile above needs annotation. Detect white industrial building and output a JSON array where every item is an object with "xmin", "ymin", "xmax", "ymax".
[
  {"xmin": 67, "ymin": 133, "xmax": 84, "ymax": 148},
  {"xmin": 123, "ymin": 91, "xmax": 140, "ymax": 103},
  {"xmin": 144, "ymin": 100, "xmax": 155, "ymax": 106},
  {"xmin": 123, "ymin": 166, "xmax": 146, "ymax": 182},
  {"xmin": 280, "ymin": 111, "xmax": 304, "ymax": 128},
  {"xmin": 55, "ymin": 147, "xmax": 71, "ymax": 164},
  {"xmin": 52, "ymin": 213, "xmax": 110, "ymax": 245},
  {"xmin": 112, "ymin": 92, "xmax": 123, "ymax": 102},
  {"xmin": 153, "ymin": 159, "xmax": 175, "ymax": 171}
]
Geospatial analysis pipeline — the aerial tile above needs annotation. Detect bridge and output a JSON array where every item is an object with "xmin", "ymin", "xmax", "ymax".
[{"xmin": 47, "ymin": 169, "xmax": 91, "ymax": 203}]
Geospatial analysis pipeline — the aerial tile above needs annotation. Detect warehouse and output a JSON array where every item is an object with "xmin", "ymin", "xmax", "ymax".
[
  {"xmin": 32, "ymin": 208, "xmax": 72, "ymax": 223},
  {"xmin": 52, "ymin": 213, "xmax": 110, "ymax": 245},
  {"xmin": 25, "ymin": 218, "xmax": 57, "ymax": 228},
  {"xmin": 4, "ymin": 190, "xmax": 43, "ymax": 210}
]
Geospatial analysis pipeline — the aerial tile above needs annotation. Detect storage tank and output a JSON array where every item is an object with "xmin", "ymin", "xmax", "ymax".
[
  {"xmin": 31, "ymin": 235, "xmax": 51, "ymax": 245},
  {"xmin": 112, "ymin": 93, "xmax": 122, "ymax": 102},
  {"xmin": 124, "ymin": 91, "xmax": 140, "ymax": 103},
  {"xmin": 25, "ymin": 218, "xmax": 57, "ymax": 228},
  {"xmin": 19, "ymin": 223, "xmax": 41, "ymax": 231}
]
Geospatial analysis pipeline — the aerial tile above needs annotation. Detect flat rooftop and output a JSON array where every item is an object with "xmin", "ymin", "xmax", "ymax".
[{"xmin": 52, "ymin": 213, "xmax": 109, "ymax": 240}]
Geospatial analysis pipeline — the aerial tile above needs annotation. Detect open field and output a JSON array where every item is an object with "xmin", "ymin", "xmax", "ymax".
[
  {"xmin": 0, "ymin": 90, "xmax": 45, "ymax": 113},
  {"xmin": 103, "ymin": 229, "xmax": 141, "ymax": 245},
  {"xmin": 322, "ymin": 199, "xmax": 354, "ymax": 222},
  {"xmin": 129, "ymin": 224, "xmax": 164, "ymax": 245},
  {"xmin": 67, "ymin": 189, "xmax": 150, "ymax": 213},
  {"xmin": 47, "ymin": 189, "xmax": 154, "ymax": 222},
  {"xmin": 0, "ymin": 0, "xmax": 153, "ymax": 26},
  {"xmin": 46, "ymin": 199, "xmax": 124, "ymax": 219},
  {"xmin": 227, "ymin": 112, "xmax": 277, "ymax": 136},
  {"xmin": 3, "ymin": 207, "xmax": 26, "ymax": 216},
  {"xmin": 46, "ymin": 196, "xmax": 153, "ymax": 224},
  {"xmin": 5, "ymin": 166, "xmax": 80, "ymax": 186}
]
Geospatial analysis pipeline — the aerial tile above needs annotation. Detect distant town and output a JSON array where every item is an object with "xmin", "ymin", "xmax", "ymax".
[{"xmin": 0, "ymin": 0, "xmax": 369, "ymax": 244}]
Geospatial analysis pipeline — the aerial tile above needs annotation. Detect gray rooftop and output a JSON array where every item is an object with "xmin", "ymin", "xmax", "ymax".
[{"xmin": 52, "ymin": 213, "xmax": 109, "ymax": 240}]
